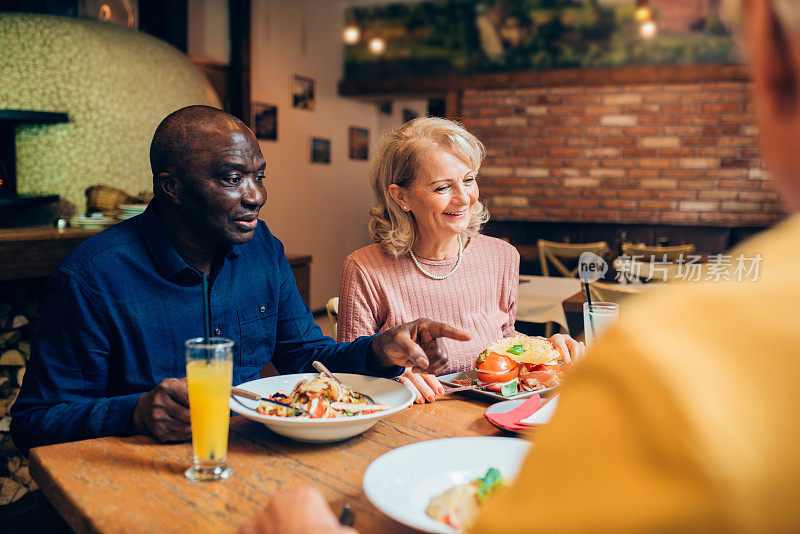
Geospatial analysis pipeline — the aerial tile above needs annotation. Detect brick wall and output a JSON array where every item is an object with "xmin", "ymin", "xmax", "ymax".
[{"xmin": 462, "ymin": 80, "xmax": 785, "ymax": 227}]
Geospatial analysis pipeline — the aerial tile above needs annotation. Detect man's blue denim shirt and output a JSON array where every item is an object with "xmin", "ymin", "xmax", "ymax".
[{"xmin": 11, "ymin": 204, "xmax": 397, "ymax": 454}]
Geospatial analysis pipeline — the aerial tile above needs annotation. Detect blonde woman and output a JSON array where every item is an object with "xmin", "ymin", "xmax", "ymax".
[{"xmin": 337, "ymin": 117, "xmax": 583, "ymax": 403}]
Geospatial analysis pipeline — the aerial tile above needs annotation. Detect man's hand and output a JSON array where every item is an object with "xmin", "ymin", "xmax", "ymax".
[
  {"xmin": 238, "ymin": 486, "xmax": 357, "ymax": 534},
  {"xmin": 132, "ymin": 377, "xmax": 191, "ymax": 442},
  {"xmin": 370, "ymin": 318, "xmax": 471, "ymax": 375}
]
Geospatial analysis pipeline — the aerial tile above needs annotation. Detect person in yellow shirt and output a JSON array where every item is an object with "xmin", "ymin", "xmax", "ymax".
[{"xmin": 238, "ymin": 0, "xmax": 800, "ymax": 532}]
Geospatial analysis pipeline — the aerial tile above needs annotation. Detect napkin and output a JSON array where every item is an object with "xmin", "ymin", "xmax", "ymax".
[
  {"xmin": 484, "ymin": 394, "xmax": 560, "ymax": 431},
  {"xmin": 484, "ymin": 394, "xmax": 542, "ymax": 430}
]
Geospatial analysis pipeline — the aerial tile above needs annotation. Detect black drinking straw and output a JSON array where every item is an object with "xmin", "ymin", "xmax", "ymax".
[
  {"xmin": 583, "ymin": 281, "xmax": 597, "ymax": 340},
  {"xmin": 202, "ymin": 273, "xmax": 211, "ymax": 344}
]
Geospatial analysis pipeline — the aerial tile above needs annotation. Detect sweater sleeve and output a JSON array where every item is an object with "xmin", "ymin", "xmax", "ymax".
[
  {"xmin": 337, "ymin": 255, "xmax": 382, "ymax": 342},
  {"xmin": 502, "ymin": 244, "xmax": 520, "ymax": 337}
]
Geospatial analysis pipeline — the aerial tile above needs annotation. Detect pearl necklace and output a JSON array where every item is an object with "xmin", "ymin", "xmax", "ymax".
[{"xmin": 409, "ymin": 235, "xmax": 463, "ymax": 280}]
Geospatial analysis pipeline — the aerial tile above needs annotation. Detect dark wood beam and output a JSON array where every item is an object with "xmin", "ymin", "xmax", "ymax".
[
  {"xmin": 139, "ymin": 0, "xmax": 187, "ymax": 53},
  {"xmin": 339, "ymin": 64, "xmax": 749, "ymax": 98},
  {"xmin": 228, "ymin": 0, "xmax": 251, "ymax": 127}
]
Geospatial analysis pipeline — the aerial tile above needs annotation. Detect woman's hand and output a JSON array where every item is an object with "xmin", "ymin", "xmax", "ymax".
[
  {"xmin": 397, "ymin": 367, "xmax": 445, "ymax": 404},
  {"xmin": 548, "ymin": 333, "xmax": 585, "ymax": 365}
]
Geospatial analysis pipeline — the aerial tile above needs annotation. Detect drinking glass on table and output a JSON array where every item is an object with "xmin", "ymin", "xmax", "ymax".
[
  {"xmin": 185, "ymin": 337, "xmax": 233, "ymax": 481},
  {"xmin": 582, "ymin": 302, "xmax": 619, "ymax": 347}
]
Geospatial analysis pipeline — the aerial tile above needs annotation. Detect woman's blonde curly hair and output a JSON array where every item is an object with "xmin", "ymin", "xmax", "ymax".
[{"xmin": 368, "ymin": 117, "xmax": 489, "ymax": 257}]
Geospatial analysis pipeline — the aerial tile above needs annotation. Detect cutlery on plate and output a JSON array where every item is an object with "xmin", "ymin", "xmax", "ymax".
[
  {"xmin": 437, "ymin": 384, "xmax": 488, "ymax": 396},
  {"xmin": 230, "ymin": 386, "xmax": 307, "ymax": 415},
  {"xmin": 311, "ymin": 360, "xmax": 377, "ymax": 404}
]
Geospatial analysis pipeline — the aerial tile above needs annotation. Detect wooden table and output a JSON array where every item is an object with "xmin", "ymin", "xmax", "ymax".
[{"xmin": 29, "ymin": 397, "xmax": 511, "ymax": 534}]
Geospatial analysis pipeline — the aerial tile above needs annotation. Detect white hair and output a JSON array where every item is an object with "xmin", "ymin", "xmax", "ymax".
[{"xmin": 368, "ymin": 117, "xmax": 489, "ymax": 257}]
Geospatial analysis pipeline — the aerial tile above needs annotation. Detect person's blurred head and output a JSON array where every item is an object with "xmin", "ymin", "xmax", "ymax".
[
  {"xmin": 150, "ymin": 105, "xmax": 267, "ymax": 247},
  {"xmin": 369, "ymin": 117, "xmax": 488, "ymax": 256},
  {"xmin": 724, "ymin": 0, "xmax": 800, "ymax": 210}
]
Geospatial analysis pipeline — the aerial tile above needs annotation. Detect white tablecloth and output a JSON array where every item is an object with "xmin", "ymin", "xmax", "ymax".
[{"xmin": 516, "ymin": 275, "xmax": 582, "ymax": 333}]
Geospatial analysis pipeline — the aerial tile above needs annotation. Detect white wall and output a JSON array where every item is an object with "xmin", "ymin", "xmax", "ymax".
[{"xmin": 189, "ymin": 0, "xmax": 426, "ymax": 310}]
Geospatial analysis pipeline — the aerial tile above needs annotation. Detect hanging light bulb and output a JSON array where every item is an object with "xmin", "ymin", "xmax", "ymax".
[
  {"xmin": 368, "ymin": 36, "xmax": 386, "ymax": 55},
  {"xmin": 343, "ymin": 24, "xmax": 360, "ymax": 45},
  {"xmin": 635, "ymin": 0, "xmax": 651, "ymax": 23},
  {"xmin": 640, "ymin": 20, "xmax": 657, "ymax": 38}
]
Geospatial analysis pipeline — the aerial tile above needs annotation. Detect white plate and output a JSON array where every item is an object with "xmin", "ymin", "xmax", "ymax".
[
  {"xmin": 439, "ymin": 369, "xmax": 558, "ymax": 402},
  {"xmin": 230, "ymin": 373, "xmax": 414, "ymax": 443},
  {"xmin": 363, "ymin": 437, "xmax": 531, "ymax": 533},
  {"xmin": 484, "ymin": 396, "xmax": 559, "ymax": 431}
]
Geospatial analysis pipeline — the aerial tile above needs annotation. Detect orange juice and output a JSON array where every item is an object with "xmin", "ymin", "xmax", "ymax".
[{"xmin": 187, "ymin": 359, "xmax": 233, "ymax": 462}]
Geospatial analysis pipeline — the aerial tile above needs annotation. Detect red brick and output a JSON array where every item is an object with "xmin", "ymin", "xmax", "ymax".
[
  {"xmin": 639, "ymin": 115, "xmax": 679, "ymax": 126},
  {"xmin": 661, "ymin": 148, "xmax": 696, "ymax": 157},
  {"xmin": 701, "ymin": 103, "xmax": 742, "ymax": 113},
  {"xmin": 625, "ymin": 126, "xmax": 660, "ymax": 136},
  {"xmin": 643, "ymin": 93, "xmax": 681, "ymax": 104},
  {"xmin": 679, "ymin": 115, "xmax": 718, "ymax": 126},
  {"xmin": 564, "ymin": 116, "xmax": 598, "ymax": 126},
  {"xmin": 622, "ymin": 148, "xmax": 658, "ymax": 157},
  {"xmin": 681, "ymin": 92, "xmax": 720, "ymax": 103},
  {"xmin": 640, "ymin": 159, "xmax": 676, "ymax": 169},
  {"xmin": 629, "ymin": 169, "xmax": 662, "ymax": 179},
  {"xmin": 619, "ymin": 189, "xmax": 655, "ymax": 199},
  {"xmin": 662, "ymin": 104, "xmax": 699, "ymax": 113},
  {"xmin": 640, "ymin": 200, "xmax": 676, "ymax": 209},
  {"xmin": 585, "ymin": 105, "xmax": 621, "ymax": 115},
  {"xmin": 602, "ymin": 138, "xmax": 638, "ymax": 147},
  {"xmin": 563, "ymin": 198, "xmax": 600, "ymax": 208},
  {"xmin": 550, "ymin": 127, "xmax": 583, "ymax": 137},
  {"xmin": 586, "ymin": 127, "xmax": 624, "ymax": 137},
  {"xmin": 739, "ymin": 191, "xmax": 779, "ymax": 201},
  {"xmin": 567, "ymin": 138, "xmax": 601, "ymax": 147},
  {"xmin": 659, "ymin": 190, "xmax": 697, "ymax": 200}
]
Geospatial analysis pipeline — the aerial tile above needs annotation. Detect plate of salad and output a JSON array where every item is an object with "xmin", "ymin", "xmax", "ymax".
[{"xmin": 363, "ymin": 437, "xmax": 531, "ymax": 533}]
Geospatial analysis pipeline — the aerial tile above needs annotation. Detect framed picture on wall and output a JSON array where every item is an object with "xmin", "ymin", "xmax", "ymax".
[
  {"xmin": 291, "ymin": 74, "xmax": 315, "ymax": 110},
  {"xmin": 348, "ymin": 127, "xmax": 369, "ymax": 161},
  {"xmin": 311, "ymin": 137, "xmax": 331, "ymax": 164},
  {"xmin": 252, "ymin": 103, "xmax": 278, "ymax": 140}
]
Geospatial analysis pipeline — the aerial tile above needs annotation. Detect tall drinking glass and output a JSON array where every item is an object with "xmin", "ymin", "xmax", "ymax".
[
  {"xmin": 185, "ymin": 337, "xmax": 233, "ymax": 481},
  {"xmin": 582, "ymin": 302, "xmax": 619, "ymax": 347}
]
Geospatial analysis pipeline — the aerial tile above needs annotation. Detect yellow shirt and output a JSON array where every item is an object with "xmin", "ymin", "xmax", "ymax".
[{"xmin": 473, "ymin": 214, "xmax": 800, "ymax": 533}]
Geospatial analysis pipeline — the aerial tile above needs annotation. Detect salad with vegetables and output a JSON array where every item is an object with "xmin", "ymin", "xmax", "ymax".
[
  {"xmin": 426, "ymin": 467, "xmax": 505, "ymax": 531},
  {"xmin": 257, "ymin": 374, "xmax": 388, "ymax": 418}
]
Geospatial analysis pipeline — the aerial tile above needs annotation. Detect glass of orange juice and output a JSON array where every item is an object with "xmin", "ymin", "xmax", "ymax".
[{"xmin": 185, "ymin": 337, "xmax": 233, "ymax": 481}]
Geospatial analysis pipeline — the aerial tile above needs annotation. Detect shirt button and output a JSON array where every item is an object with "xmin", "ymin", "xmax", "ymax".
[
  {"xmin": 214, "ymin": 328, "xmax": 221, "ymax": 335},
  {"xmin": 259, "ymin": 306, "xmax": 266, "ymax": 313}
]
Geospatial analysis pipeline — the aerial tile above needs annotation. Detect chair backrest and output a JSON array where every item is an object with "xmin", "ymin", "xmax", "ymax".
[
  {"xmin": 537, "ymin": 239, "xmax": 610, "ymax": 277},
  {"xmin": 588, "ymin": 281, "xmax": 646, "ymax": 305},
  {"xmin": 621, "ymin": 242, "xmax": 696, "ymax": 263},
  {"xmin": 325, "ymin": 297, "xmax": 339, "ymax": 340}
]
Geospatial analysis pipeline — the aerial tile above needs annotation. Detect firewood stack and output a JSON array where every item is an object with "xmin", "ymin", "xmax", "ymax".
[{"xmin": 0, "ymin": 288, "xmax": 39, "ymax": 506}]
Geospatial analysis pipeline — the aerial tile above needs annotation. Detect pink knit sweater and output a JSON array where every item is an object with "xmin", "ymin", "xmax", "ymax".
[{"xmin": 337, "ymin": 234, "xmax": 520, "ymax": 374}]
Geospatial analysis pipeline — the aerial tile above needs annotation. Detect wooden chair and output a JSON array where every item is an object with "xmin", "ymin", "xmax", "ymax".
[
  {"xmin": 325, "ymin": 297, "xmax": 339, "ymax": 340},
  {"xmin": 621, "ymin": 242, "xmax": 696, "ymax": 262},
  {"xmin": 537, "ymin": 239, "xmax": 609, "ymax": 336},
  {"xmin": 588, "ymin": 281, "xmax": 646, "ymax": 305},
  {"xmin": 537, "ymin": 239, "xmax": 610, "ymax": 277}
]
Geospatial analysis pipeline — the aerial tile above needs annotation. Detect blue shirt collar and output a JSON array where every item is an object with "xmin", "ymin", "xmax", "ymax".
[{"xmin": 136, "ymin": 202, "xmax": 238, "ymax": 282}]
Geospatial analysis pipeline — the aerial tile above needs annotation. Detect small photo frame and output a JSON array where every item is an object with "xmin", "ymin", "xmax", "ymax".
[
  {"xmin": 402, "ymin": 109, "xmax": 418, "ymax": 123},
  {"xmin": 252, "ymin": 103, "xmax": 277, "ymax": 141},
  {"xmin": 311, "ymin": 137, "xmax": 331, "ymax": 164},
  {"xmin": 348, "ymin": 127, "xmax": 369, "ymax": 161},
  {"xmin": 291, "ymin": 74, "xmax": 315, "ymax": 110}
]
